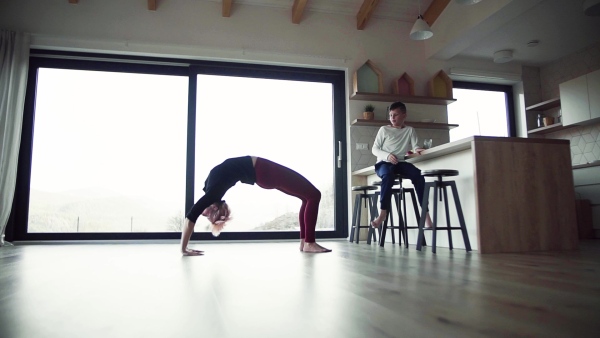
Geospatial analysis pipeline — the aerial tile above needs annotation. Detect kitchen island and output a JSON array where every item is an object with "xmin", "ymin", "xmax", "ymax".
[{"xmin": 352, "ymin": 136, "xmax": 578, "ymax": 254}]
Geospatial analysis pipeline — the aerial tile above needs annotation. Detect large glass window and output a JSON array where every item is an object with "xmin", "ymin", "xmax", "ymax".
[
  {"xmin": 448, "ymin": 82, "xmax": 516, "ymax": 141},
  {"xmin": 28, "ymin": 68, "xmax": 188, "ymax": 233},
  {"xmin": 10, "ymin": 52, "xmax": 348, "ymax": 241},
  {"xmin": 194, "ymin": 75, "xmax": 334, "ymax": 234}
]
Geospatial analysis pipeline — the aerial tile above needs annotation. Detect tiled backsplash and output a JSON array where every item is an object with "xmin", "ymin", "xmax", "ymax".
[{"xmin": 547, "ymin": 123, "xmax": 600, "ymax": 165}]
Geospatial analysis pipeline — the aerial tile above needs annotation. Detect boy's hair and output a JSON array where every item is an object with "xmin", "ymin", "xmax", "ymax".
[
  {"xmin": 206, "ymin": 201, "xmax": 232, "ymax": 226},
  {"xmin": 388, "ymin": 101, "xmax": 407, "ymax": 113}
]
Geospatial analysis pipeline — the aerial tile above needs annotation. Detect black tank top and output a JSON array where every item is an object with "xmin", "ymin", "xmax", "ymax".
[{"xmin": 203, "ymin": 156, "xmax": 256, "ymax": 196}]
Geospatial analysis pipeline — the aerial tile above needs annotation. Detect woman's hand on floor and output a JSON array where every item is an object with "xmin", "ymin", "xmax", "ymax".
[{"xmin": 182, "ymin": 248, "xmax": 204, "ymax": 256}]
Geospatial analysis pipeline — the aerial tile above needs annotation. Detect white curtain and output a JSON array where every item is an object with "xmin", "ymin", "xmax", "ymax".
[{"xmin": 0, "ymin": 30, "xmax": 30, "ymax": 246}]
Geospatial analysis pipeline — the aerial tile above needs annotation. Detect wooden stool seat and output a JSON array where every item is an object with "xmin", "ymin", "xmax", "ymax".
[{"xmin": 422, "ymin": 169, "xmax": 459, "ymax": 177}]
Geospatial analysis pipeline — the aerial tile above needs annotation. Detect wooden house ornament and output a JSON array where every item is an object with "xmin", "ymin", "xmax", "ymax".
[
  {"xmin": 428, "ymin": 70, "xmax": 453, "ymax": 98},
  {"xmin": 392, "ymin": 72, "xmax": 415, "ymax": 96},
  {"xmin": 353, "ymin": 59, "xmax": 384, "ymax": 94}
]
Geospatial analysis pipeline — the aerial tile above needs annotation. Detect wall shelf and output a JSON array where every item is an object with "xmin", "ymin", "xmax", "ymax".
[
  {"xmin": 351, "ymin": 119, "xmax": 458, "ymax": 130},
  {"xmin": 525, "ymin": 98, "xmax": 561, "ymax": 111},
  {"xmin": 527, "ymin": 122, "xmax": 575, "ymax": 135},
  {"xmin": 350, "ymin": 92, "xmax": 456, "ymax": 105}
]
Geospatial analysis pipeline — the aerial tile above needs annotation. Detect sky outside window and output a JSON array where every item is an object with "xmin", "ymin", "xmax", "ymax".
[
  {"xmin": 448, "ymin": 88, "xmax": 508, "ymax": 141},
  {"xmin": 28, "ymin": 68, "xmax": 188, "ymax": 233},
  {"xmin": 194, "ymin": 75, "xmax": 335, "ymax": 233}
]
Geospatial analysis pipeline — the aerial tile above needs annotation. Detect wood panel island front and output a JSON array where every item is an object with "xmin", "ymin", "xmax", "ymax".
[{"xmin": 352, "ymin": 136, "xmax": 578, "ymax": 254}]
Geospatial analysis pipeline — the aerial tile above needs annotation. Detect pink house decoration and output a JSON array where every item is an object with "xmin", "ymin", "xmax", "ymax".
[{"xmin": 392, "ymin": 72, "xmax": 415, "ymax": 96}]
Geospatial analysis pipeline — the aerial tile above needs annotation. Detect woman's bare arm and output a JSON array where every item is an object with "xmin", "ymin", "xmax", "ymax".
[{"xmin": 181, "ymin": 218, "xmax": 203, "ymax": 256}]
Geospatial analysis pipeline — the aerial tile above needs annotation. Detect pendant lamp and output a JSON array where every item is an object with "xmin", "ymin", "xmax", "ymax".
[{"xmin": 410, "ymin": 0, "xmax": 433, "ymax": 40}]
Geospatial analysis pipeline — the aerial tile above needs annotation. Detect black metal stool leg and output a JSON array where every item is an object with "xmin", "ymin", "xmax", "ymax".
[
  {"xmin": 442, "ymin": 185, "xmax": 454, "ymax": 250},
  {"xmin": 400, "ymin": 187, "xmax": 408, "ymax": 247},
  {"xmin": 355, "ymin": 194, "xmax": 363, "ymax": 244},
  {"xmin": 392, "ymin": 193, "xmax": 401, "ymax": 245},
  {"xmin": 416, "ymin": 183, "xmax": 432, "ymax": 251},
  {"xmin": 368, "ymin": 194, "xmax": 378, "ymax": 244},
  {"xmin": 350, "ymin": 195, "xmax": 360, "ymax": 243},
  {"xmin": 432, "ymin": 182, "xmax": 439, "ymax": 254},
  {"xmin": 449, "ymin": 181, "xmax": 472, "ymax": 252},
  {"xmin": 407, "ymin": 188, "xmax": 426, "ymax": 247}
]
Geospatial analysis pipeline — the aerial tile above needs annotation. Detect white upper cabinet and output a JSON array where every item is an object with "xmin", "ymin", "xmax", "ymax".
[
  {"xmin": 560, "ymin": 75, "xmax": 590, "ymax": 126},
  {"xmin": 588, "ymin": 69, "xmax": 600, "ymax": 121},
  {"xmin": 560, "ymin": 69, "xmax": 600, "ymax": 126}
]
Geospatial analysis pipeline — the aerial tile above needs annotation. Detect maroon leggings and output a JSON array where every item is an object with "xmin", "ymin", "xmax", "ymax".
[{"xmin": 254, "ymin": 158, "xmax": 321, "ymax": 242}]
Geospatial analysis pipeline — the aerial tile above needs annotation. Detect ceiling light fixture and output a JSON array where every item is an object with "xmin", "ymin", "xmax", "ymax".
[
  {"xmin": 493, "ymin": 50, "xmax": 513, "ymax": 63},
  {"xmin": 583, "ymin": 0, "xmax": 600, "ymax": 16},
  {"xmin": 455, "ymin": 0, "xmax": 483, "ymax": 5},
  {"xmin": 410, "ymin": 0, "xmax": 433, "ymax": 40}
]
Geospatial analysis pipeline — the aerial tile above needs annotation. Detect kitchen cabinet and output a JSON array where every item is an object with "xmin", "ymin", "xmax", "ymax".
[
  {"xmin": 588, "ymin": 69, "xmax": 600, "ymax": 120},
  {"xmin": 560, "ymin": 69, "xmax": 600, "ymax": 126}
]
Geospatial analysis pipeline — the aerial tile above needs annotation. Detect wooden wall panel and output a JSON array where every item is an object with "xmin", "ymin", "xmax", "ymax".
[{"xmin": 473, "ymin": 138, "xmax": 578, "ymax": 253}]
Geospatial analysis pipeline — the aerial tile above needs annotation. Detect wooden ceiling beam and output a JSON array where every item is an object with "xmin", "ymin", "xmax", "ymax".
[
  {"xmin": 357, "ymin": 0, "xmax": 380, "ymax": 30},
  {"xmin": 148, "ymin": 0, "xmax": 157, "ymax": 11},
  {"xmin": 223, "ymin": 0, "xmax": 233, "ymax": 17},
  {"xmin": 292, "ymin": 0, "xmax": 308, "ymax": 24},
  {"xmin": 423, "ymin": 0, "xmax": 451, "ymax": 27}
]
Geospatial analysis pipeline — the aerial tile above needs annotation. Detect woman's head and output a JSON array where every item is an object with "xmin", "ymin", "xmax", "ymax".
[{"xmin": 203, "ymin": 201, "xmax": 231, "ymax": 236}]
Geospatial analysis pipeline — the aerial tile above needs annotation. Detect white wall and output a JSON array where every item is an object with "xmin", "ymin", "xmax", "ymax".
[
  {"xmin": 1, "ymin": 0, "xmax": 537, "ymax": 236},
  {"xmin": 0, "ymin": 0, "xmax": 449, "ymax": 94}
]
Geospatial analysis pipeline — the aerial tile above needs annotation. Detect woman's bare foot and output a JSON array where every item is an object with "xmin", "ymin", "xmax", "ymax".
[
  {"xmin": 302, "ymin": 242, "xmax": 332, "ymax": 253},
  {"xmin": 182, "ymin": 248, "xmax": 204, "ymax": 256}
]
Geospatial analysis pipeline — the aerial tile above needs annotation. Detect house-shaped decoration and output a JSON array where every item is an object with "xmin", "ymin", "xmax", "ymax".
[
  {"xmin": 352, "ymin": 59, "xmax": 384, "ymax": 94},
  {"xmin": 428, "ymin": 70, "xmax": 453, "ymax": 98},
  {"xmin": 392, "ymin": 72, "xmax": 415, "ymax": 96}
]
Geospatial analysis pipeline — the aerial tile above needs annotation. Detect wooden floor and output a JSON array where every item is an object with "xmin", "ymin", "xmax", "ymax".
[{"xmin": 1, "ymin": 240, "xmax": 600, "ymax": 338}]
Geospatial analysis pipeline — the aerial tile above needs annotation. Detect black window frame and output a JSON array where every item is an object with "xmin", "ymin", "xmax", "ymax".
[
  {"xmin": 452, "ymin": 81, "xmax": 517, "ymax": 137},
  {"xmin": 6, "ymin": 50, "xmax": 348, "ymax": 242}
]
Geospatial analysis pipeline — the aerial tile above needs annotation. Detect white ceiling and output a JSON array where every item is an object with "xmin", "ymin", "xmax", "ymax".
[
  {"xmin": 456, "ymin": 0, "xmax": 600, "ymax": 66},
  {"xmin": 227, "ymin": 0, "xmax": 434, "ymax": 22},
  {"xmin": 231, "ymin": 0, "xmax": 600, "ymax": 66}
]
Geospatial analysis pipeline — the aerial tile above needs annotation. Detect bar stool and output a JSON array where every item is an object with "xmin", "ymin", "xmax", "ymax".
[
  {"xmin": 416, "ymin": 169, "xmax": 472, "ymax": 254},
  {"xmin": 396, "ymin": 177, "xmax": 424, "ymax": 248},
  {"xmin": 372, "ymin": 180, "xmax": 401, "ymax": 247},
  {"xmin": 375, "ymin": 176, "xmax": 424, "ymax": 248},
  {"xmin": 349, "ymin": 185, "xmax": 378, "ymax": 244}
]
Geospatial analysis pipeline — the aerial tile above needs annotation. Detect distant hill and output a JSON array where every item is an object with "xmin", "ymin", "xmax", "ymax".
[{"xmin": 28, "ymin": 188, "xmax": 180, "ymax": 232}]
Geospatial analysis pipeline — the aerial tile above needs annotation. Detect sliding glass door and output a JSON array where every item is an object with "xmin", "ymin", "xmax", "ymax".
[
  {"xmin": 27, "ymin": 68, "xmax": 188, "ymax": 233},
  {"xmin": 194, "ymin": 75, "xmax": 335, "ymax": 234},
  {"xmin": 9, "ymin": 52, "xmax": 347, "ymax": 241}
]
